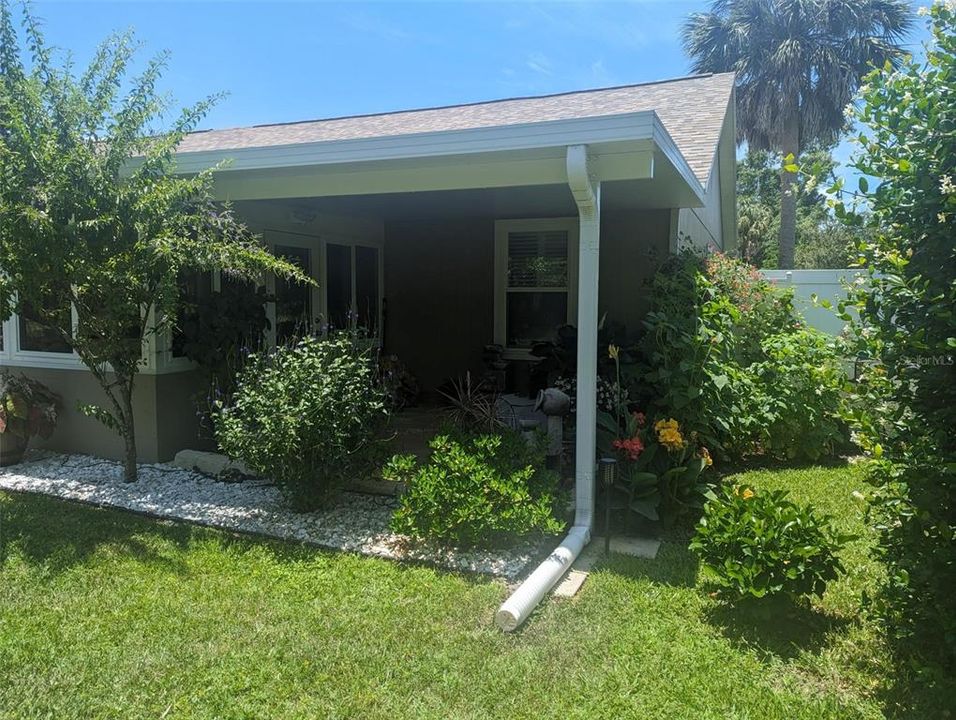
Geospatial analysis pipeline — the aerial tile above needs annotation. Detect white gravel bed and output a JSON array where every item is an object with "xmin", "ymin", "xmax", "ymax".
[{"xmin": 0, "ymin": 452, "xmax": 545, "ymax": 579}]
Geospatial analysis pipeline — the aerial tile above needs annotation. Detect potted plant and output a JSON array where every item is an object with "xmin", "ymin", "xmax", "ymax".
[{"xmin": 0, "ymin": 371, "xmax": 61, "ymax": 466}]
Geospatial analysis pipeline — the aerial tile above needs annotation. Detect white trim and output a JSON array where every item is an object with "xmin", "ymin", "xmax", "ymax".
[
  {"xmin": 261, "ymin": 229, "xmax": 385, "ymax": 348},
  {"xmin": 4, "ymin": 297, "xmax": 85, "ymax": 370},
  {"xmin": 171, "ymin": 112, "xmax": 660, "ymax": 175},
  {"xmin": 158, "ymin": 112, "xmax": 704, "ymax": 208},
  {"xmin": 493, "ymin": 217, "xmax": 579, "ymax": 352}
]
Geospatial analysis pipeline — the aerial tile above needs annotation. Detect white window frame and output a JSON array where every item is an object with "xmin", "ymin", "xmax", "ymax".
[
  {"xmin": 263, "ymin": 230, "xmax": 322, "ymax": 348},
  {"xmin": 494, "ymin": 217, "xmax": 579, "ymax": 359},
  {"xmin": 318, "ymin": 237, "xmax": 385, "ymax": 341},
  {"xmin": 3, "ymin": 294, "xmax": 86, "ymax": 370}
]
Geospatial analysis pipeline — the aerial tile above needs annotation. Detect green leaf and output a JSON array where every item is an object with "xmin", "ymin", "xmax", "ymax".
[{"xmin": 629, "ymin": 498, "xmax": 660, "ymax": 521}]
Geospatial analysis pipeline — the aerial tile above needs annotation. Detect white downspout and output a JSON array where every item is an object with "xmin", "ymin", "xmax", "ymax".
[{"xmin": 496, "ymin": 145, "xmax": 601, "ymax": 632}]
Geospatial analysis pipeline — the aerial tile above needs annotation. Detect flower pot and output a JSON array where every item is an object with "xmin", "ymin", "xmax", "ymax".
[{"xmin": 0, "ymin": 433, "xmax": 28, "ymax": 467}]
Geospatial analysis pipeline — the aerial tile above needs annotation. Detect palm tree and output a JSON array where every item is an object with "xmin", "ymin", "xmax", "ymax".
[{"xmin": 683, "ymin": 0, "xmax": 911, "ymax": 268}]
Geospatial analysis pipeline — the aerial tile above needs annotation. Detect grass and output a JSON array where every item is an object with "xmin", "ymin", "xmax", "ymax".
[{"xmin": 0, "ymin": 462, "xmax": 951, "ymax": 719}]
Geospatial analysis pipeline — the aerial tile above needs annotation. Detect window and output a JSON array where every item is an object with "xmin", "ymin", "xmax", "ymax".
[
  {"xmin": 18, "ymin": 299, "xmax": 72, "ymax": 353},
  {"xmin": 495, "ymin": 219, "xmax": 578, "ymax": 351},
  {"xmin": 324, "ymin": 242, "xmax": 381, "ymax": 336},
  {"xmin": 274, "ymin": 245, "xmax": 312, "ymax": 345},
  {"xmin": 171, "ymin": 270, "xmax": 213, "ymax": 358}
]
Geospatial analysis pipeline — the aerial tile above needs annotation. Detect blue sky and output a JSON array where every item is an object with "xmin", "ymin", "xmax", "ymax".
[{"xmin": 27, "ymin": 0, "xmax": 931, "ymax": 175}]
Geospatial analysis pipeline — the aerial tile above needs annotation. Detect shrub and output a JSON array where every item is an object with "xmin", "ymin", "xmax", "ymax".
[
  {"xmin": 0, "ymin": 372, "xmax": 60, "ymax": 443},
  {"xmin": 751, "ymin": 329, "xmax": 849, "ymax": 460},
  {"xmin": 387, "ymin": 428, "xmax": 565, "ymax": 548},
  {"xmin": 213, "ymin": 334, "xmax": 387, "ymax": 510},
  {"xmin": 635, "ymin": 250, "xmax": 848, "ymax": 462},
  {"xmin": 834, "ymin": 4, "xmax": 956, "ymax": 669},
  {"xmin": 690, "ymin": 484, "xmax": 850, "ymax": 600}
]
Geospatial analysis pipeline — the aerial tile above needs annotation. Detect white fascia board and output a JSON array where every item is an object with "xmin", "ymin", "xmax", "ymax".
[
  {"xmin": 170, "ymin": 111, "xmax": 659, "ymax": 175},
  {"xmin": 650, "ymin": 114, "xmax": 706, "ymax": 205}
]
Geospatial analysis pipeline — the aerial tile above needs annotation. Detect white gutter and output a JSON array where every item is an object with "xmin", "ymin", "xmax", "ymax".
[{"xmin": 496, "ymin": 145, "xmax": 600, "ymax": 632}]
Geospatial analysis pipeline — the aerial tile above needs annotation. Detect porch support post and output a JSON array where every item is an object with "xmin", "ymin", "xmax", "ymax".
[
  {"xmin": 493, "ymin": 145, "xmax": 601, "ymax": 632},
  {"xmin": 567, "ymin": 144, "xmax": 600, "ymax": 534}
]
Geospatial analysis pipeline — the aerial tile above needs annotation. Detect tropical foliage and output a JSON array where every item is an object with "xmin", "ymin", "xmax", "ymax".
[
  {"xmin": 214, "ymin": 334, "xmax": 388, "ymax": 510},
  {"xmin": 0, "ymin": 1, "xmax": 305, "ymax": 480},
  {"xmin": 691, "ymin": 483, "xmax": 850, "ymax": 600},
  {"xmin": 833, "ymin": 3, "xmax": 956, "ymax": 670},
  {"xmin": 599, "ymin": 345, "xmax": 714, "ymax": 524},
  {"xmin": 684, "ymin": 0, "xmax": 911, "ymax": 268},
  {"xmin": 387, "ymin": 428, "xmax": 565, "ymax": 548},
  {"xmin": 0, "ymin": 371, "xmax": 59, "ymax": 442},
  {"xmin": 632, "ymin": 251, "xmax": 848, "ymax": 464}
]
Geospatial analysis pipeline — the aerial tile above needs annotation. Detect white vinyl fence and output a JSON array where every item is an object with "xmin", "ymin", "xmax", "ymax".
[{"xmin": 761, "ymin": 269, "xmax": 863, "ymax": 337}]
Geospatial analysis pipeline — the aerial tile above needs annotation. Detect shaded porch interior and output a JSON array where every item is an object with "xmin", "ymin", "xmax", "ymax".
[{"xmin": 234, "ymin": 179, "xmax": 672, "ymax": 401}]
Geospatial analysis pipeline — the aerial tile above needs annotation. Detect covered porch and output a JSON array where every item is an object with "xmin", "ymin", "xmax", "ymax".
[{"xmin": 230, "ymin": 179, "xmax": 673, "ymax": 400}]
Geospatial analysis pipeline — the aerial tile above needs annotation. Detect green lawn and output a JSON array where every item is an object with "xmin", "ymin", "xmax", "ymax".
[{"xmin": 0, "ymin": 463, "xmax": 950, "ymax": 719}]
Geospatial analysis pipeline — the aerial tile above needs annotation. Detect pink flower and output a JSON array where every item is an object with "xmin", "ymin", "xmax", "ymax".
[{"xmin": 613, "ymin": 435, "xmax": 645, "ymax": 461}]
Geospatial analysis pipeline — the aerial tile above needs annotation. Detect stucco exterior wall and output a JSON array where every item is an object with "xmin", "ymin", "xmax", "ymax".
[
  {"xmin": 599, "ymin": 209, "xmax": 670, "ymax": 330},
  {"xmin": 1, "ymin": 365, "xmax": 206, "ymax": 462}
]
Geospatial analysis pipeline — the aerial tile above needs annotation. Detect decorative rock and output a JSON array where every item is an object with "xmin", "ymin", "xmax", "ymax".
[
  {"xmin": 0, "ymin": 452, "xmax": 545, "ymax": 579},
  {"xmin": 171, "ymin": 449, "xmax": 251, "ymax": 478}
]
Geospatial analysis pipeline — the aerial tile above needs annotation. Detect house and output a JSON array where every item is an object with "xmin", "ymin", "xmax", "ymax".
[{"xmin": 0, "ymin": 72, "xmax": 736, "ymax": 467}]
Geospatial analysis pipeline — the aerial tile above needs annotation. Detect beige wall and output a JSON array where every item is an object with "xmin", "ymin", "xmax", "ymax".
[
  {"xmin": 6, "ymin": 205, "xmax": 670, "ymax": 460},
  {"xmin": 678, "ymin": 152, "xmax": 724, "ymax": 251},
  {"xmin": 4, "ymin": 365, "xmax": 207, "ymax": 463}
]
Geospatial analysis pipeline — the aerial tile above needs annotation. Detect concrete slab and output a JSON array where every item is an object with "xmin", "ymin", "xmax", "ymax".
[
  {"xmin": 553, "ymin": 569, "xmax": 589, "ymax": 598},
  {"xmin": 591, "ymin": 535, "xmax": 661, "ymax": 559}
]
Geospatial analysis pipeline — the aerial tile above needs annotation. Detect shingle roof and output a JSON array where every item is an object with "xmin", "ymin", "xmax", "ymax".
[{"xmin": 177, "ymin": 72, "xmax": 735, "ymax": 186}]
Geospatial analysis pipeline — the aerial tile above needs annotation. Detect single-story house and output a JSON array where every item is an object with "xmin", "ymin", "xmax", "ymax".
[{"xmin": 0, "ymin": 71, "xmax": 736, "ymax": 466}]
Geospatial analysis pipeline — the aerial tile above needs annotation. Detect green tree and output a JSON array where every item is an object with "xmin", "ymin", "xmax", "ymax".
[
  {"xmin": 684, "ymin": 0, "xmax": 911, "ymax": 268},
  {"xmin": 736, "ymin": 147, "xmax": 864, "ymax": 268},
  {"xmin": 837, "ymin": 2, "xmax": 956, "ymax": 670},
  {"xmin": 0, "ymin": 1, "xmax": 307, "ymax": 481}
]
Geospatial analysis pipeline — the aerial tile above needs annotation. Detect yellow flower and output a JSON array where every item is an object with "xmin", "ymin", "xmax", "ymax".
[
  {"xmin": 741, "ymin": 488, "xmax": 755, "ymax": 500},
  {"xmin": 608, "ymin": 343, "xmax": 620, "ymax": 361},
  {"xmin": 654, "ymin": 418, "xmax": 679, "ymax": 433},
  {"xmin": 658, "ymin": 427, "xmax": 685, "ymax": 451},
  {"xmin": 699, "ymin": 447, "xmax": 713, "ymax": 467}
]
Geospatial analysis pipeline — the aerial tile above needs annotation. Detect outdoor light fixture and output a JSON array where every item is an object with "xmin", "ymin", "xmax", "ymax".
[{"xmin": 599, "ymin": 457, "xmax": 617, "ymax": 556}]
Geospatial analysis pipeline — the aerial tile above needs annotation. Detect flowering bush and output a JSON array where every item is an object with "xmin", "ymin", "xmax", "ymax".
[
  {"xmin": 833, "ymin": 4, "xmax": 956, "ymax": 669},
  {"xmin": 599, "ymin": 347, "xmax": 713, "ymax": 522},
  {"xmin": 634, "ymin": 250, "xmax": 848, "ymax": 462},
  {"xmin": 690, "ymin": 484, "xmax": 850, "ymax": 600},
  {"xmin": 213, "ymin": 334, "xmax": 388, "ymax": 510}
]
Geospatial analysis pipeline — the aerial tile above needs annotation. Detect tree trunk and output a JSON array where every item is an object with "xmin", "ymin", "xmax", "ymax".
[
  {"xmin": 118, "ymin": 375, "xmax": 138, "ymax": 483},
  {"xmin": 778, "ymin": 114, "xmax": 800, "ymax": 269}
]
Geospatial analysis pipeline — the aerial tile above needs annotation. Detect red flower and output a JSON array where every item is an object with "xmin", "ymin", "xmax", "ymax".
[
  {"xmin": 632, "ymin": 411, "xmax": 646, "ymax": 427},
  {"xmin": 613, "ymin": 434, "xmax": 645, "ymax": 461}
]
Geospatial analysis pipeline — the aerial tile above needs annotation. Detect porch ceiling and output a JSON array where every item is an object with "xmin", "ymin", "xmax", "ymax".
[{"xmin": 243, "ymin": 173, "xmax": 680, "ymax": 224}]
